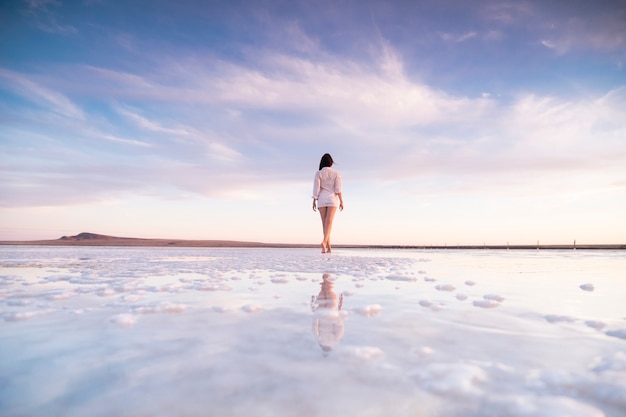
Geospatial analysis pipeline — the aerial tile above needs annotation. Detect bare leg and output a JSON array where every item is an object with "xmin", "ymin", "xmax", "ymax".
[
  {"xmin": 319, "ymin": 206, "xmax": 337, "ymax": 253},
  {"xmin": 318, "ymin": 207, "xmax": 328, "ymax": 253}
]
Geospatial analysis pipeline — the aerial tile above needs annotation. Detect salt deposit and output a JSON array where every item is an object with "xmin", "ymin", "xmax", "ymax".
[
  {"xmin": 435, "ymin": 283, "xmax": 456, "ymax": 291},
  {"xmin": 0, "ymin": 246, "xmax": 625, "ymax": 417}
]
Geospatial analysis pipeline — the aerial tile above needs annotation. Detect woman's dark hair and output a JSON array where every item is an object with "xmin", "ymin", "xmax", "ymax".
[{"xmin": 319, "ymin": 153, "xmax": 334, "ymax": 170}]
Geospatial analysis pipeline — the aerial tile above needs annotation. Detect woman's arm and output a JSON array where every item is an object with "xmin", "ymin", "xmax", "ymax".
[
  {"xmin": 312, "ymin": 171, "xmax": 321, "ymax": 207},
  {"xmin": 334, "ymin": 171, "xmax": 343, "ymax": 210}
]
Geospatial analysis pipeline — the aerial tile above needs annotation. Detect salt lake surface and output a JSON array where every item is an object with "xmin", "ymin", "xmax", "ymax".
[{"xmin": 1, "ymin": 246, "xmax": 625, "ymax": 417}]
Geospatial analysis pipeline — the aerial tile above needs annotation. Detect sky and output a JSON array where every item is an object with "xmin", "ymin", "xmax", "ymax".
[{"xmin": 1, "ymin": 0, "xmax": 625, "ymax": 245}]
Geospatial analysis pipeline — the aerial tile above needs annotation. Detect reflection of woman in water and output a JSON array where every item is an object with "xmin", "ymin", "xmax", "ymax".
[
  {"xmin": 311, "ymin": 273, "xmax": 345, "ymax": 353},
  {"xmin": 312, "ymin": 153, "xmax": 343, "ymax": 253}
]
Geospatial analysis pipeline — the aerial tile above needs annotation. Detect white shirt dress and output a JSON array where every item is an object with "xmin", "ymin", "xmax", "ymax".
[{"xmin": 312, "ymin": 167, "xmax": 342, "ymax": 208}]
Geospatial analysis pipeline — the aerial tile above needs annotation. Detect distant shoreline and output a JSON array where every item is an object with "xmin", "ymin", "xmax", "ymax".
[{"xmin": 0, "ymin": 233, "xmax": 624, "ymax": 250}]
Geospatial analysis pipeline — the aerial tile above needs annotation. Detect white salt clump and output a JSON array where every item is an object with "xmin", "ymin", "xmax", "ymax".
[
  {"xmin": 43, "ymin": 275, "xmax": 72, "ymax": 283},
  {"xmin": 435, "ymin": 284, "xmax": 456, "ymax": 292},
  {"xmin": 129, "ymin": 300, "xmax": 184, "ymax": 313},
  {"xmin": 418, "ymin": 270, "xmax": 427, "ymax": 274},
  {"xmin": 386, "ymin": 275, "xmax": 417, "ymax": 282},
  {"xmin": 424, "ymin": 277, "xmax": 437, "ymax": 282},
  {"xmin": 6, "ymin": 299, "xmax": 31, "ymax": 306},
  {"xmin": 342, "ymin": 290, "xmax": 356, "ymax": 297},
  {"xmin": 97, "ymin": 288, "xmax": 116, "ymax": 297},
  {"xmin": 241, "ymin": 304, "xmax": 262, "ymax": 313},
  {"xmin": 472, "ymin": 294, "xmax": 503, "ymax": 309},
  {"xmin": 473, "ymin": 299, "xmax": 500, "ymax": 309},
  {"xmin": 465, "ymin": 280, "xmax": 476, "ymax": 286},
  {"xmin": 419, "ymin": 300, "xmax": 433, "ymax": 308},
  {"xmin": 132, "ymin": 305, "xmax": 159, "ymax": 314},
  {"xmin": 498, "ymin": 395, "xmax": 605, "ymax": 417},
  {"xmin": 606, "ymin": 329, "xmax": 626, "ymax": 340},
  {"xmin": 271, "ymin": 278, "xmax": 289, "ymax": 284},
  {"xmin": 585, "ymin": 383, "xmax": 626, "ymax": 410},
  {"xmin": 195, "ymin": 283, "xmax": 233, "ymax": 291},
  {"xmin": 584, "ymin": 320, "xmax": 606, "ymax": 330},
  {"xmin": 211, "ymin": 306, "xmax": 230, "ymax": 313},
  {"xmin": 3, "ymin": 310, "xmax": 51, "ymax": 322},
  {"xmin": 456, "ymin": 293, "xmax": 468, "ymax": 301},
  {"xmin": 159, "ymin": 301, "xmax": 187, "ymax": 313},
  {"xmin": 110, "ymin": 313, "xmax": 137, "ymax": 328},
  {"xmin": 420, "ymin": 346, "xmax": 433, "ymax": 355},
  {"xmin": 418, "ymin": 299, "xmax": 444, "ymax": 311},
  {"xmin": 152, "ymin": 284, "xmax": 183, "ymax": 292},
  {"xmin": 545, "ymin": 315, "xmax": 576, "ymax": 323},
  {"xmin": 579, "ymin": 283, "xmax": 594, "ymax": 292},
  {"xmin": 353, "ymin": 304, "xmax": 382, "ymax": 317},
  {"xmin": 413, "ymin": 346, "xmax": 433, "ymax": 357},
  {"xmin": 342, "ymin": 346, "xmax": 384, "ymax": 361},
  {"xmin": 46, "ymin": 291, "xmax": 75, "ymax": 301},
  {"xmin": 355, "ymin": 282, "xmax": 365, "ymax": 288},
  {"xmin": 412, "ymin": 362, "xmax": 488, "ymax": 397},
  {"xmin": 591, "ymin": 351, "xmax": 626, "ymax": 372},
  {"xmin": 295, "ymin": 276, "xmax": 308, "ymax": 281},
  {"xmin": 589, "ymin": 352, "xmax": 626, "ymax": 406},
  {"xmin": 595, "ymin": 363, "xmax": 625, "ymax": 405},
  {"xmin": 113, "ymin": 283, "xmax": 140, "ymax": 293}
]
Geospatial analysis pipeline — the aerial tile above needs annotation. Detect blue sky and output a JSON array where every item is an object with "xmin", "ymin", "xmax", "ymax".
[{"xmin": 1, "ymin": 0, "xmax": 625, "ymax": 245}]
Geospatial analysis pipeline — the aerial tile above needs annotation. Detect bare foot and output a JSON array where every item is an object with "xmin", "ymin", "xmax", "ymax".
[
  {"xmin": 327, "ymin": 244, "xmax": 332, "ymax": 253},
  {"xmin": 321, "ymin": 243, "xmax": 326, "ymax": 253}
]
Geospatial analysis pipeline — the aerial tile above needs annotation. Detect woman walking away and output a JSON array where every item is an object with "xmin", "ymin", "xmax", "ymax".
[{"xmin": 312, "ymin": 153, "xmax": 344, "ymax": 253}]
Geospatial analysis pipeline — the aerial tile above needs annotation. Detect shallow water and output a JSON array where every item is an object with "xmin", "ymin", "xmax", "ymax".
[{"xmin": 1, "ymin": 246, "xmax": 625, "ymax": 417}]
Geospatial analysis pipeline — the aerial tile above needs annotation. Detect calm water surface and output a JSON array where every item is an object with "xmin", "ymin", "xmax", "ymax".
[{"xmin": 1, "ymin": 246, "xmax": 625, "ymax": 417}]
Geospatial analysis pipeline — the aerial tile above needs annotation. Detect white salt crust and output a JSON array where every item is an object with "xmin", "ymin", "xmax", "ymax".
[{"xmin": 0, "ymin": 246, "xmax": 624, "ymax": 417}]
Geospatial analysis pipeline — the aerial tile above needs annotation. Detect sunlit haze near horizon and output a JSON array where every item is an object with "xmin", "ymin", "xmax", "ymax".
[{"xmin": 1, "ymin": 0, "xmax": 625, "ymax": 245}]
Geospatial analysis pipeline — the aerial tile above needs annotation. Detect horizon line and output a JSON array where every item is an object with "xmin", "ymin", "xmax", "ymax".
[{"xmin": 0, "ymin": 232, "xmax": 624, "ymax": 250}]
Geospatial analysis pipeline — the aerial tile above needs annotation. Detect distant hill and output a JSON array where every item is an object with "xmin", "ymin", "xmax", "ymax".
[
  {"xmin": 60, "ymin": 232, "xmax": 119, "ymax": 240},
  {"xmin": 0, "ymin": 232, "xmax": 305, "ymax": 248}
]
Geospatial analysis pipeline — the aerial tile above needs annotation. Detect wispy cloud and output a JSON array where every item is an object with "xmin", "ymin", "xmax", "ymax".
[
  {"xmin": 115, "ymin": 106, "xmax": 192, "ymax": 136},
  {"xmin": 0, "ymin": 69, "xmax": 84, "ymax": 119},
  {"xmin": 540, "ymin": 14, "xmax": 626, "ymax": 55},
  {"xmin": 22, "ymin": 0, "xmax": 78, "ymax": 34},
  {"xmin": 100, "ymin": 133, "xmax": 152, "ymax": 148},
  {"xmin": 481, "ymin": 1, "xmax": 626, "ymax": 56},
  {"xmin": 3, "ymin": 34, "xmax": 625, "ymax": 210},
  {"xmin": 439, "ymin": 31, "xmax": 478, "ymax": 43}
]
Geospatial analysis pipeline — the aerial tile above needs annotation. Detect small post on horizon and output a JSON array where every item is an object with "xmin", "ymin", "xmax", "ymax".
[{"xmin": 574, "ymin": 239, "xmax": 576, "ymax": 250}]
